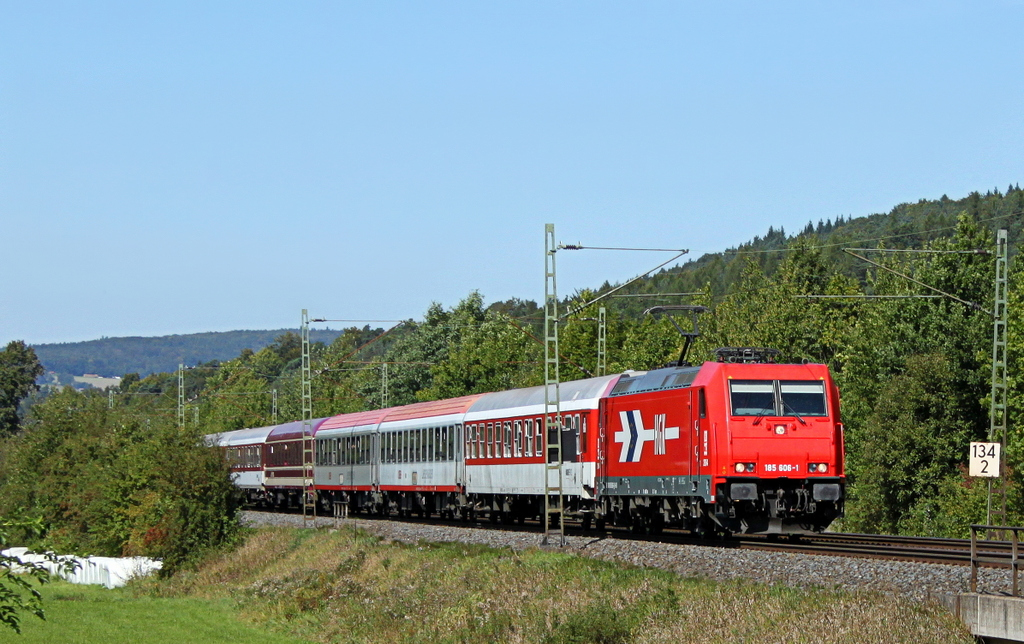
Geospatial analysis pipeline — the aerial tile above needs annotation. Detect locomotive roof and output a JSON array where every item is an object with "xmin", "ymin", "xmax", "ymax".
[
  {"xmin": 468, "ymin": 375, "xmax": 621, "ymax": 415},
  {"xmin": 608, "ymin": 365, "xmax": 702, "ymax": 397}
]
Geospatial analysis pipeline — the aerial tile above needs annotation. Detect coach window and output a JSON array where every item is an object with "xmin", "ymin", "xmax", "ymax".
[
  {"xmin": 482, "ymin": 423, "xmax": 489, "ymax": 458},
  {"xmin": 513, "ymin": 420, "xmax": 522, "ymax": 457},
  {"xmin": 467, "ymin": 425, "xmax": 475, "ymax": 459},
  {"xmin": 525, "ymin": 419, "xmax": 534, "ymax": 456},
  {"xmin": 536, "ymin": 417, "xmax": 544, "ymax": 454},
  {"xmin": 501, "ymin": 421, "xmax": 509, "ymax": 458},
  {"xmin": 479, "ymin": 424, "xmax": 486, "ymax": 459}
]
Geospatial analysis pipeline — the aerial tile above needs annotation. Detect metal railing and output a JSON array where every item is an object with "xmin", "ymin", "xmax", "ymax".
[{"xmin": 970, "ymin": 524, "xmax": 1022, "ymax": 596}]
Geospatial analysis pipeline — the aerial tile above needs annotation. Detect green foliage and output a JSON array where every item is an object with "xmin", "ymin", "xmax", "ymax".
[
  {"xmin": 0, "ymin": 389, "xmax": 241, "ymax": 574},
  {"xmin": 0, "ymin": 340, "xmax": 44, "ymax": 436}
]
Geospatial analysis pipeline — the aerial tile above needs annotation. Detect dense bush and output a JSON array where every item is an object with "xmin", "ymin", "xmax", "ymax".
[{"xmin": 0, "ymin": 388, "xmax": 241, "ymax": 574}]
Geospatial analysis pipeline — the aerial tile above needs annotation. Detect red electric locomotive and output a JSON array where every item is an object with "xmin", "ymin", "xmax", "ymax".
[{"xmin": 596, "ymin": 348, "xmax": 844, "ymax": 535}]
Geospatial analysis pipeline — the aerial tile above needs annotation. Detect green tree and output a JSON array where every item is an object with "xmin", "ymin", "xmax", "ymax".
[{"xmin": 0, "ymin": 341, "xmax": 44, "ymax": 436}]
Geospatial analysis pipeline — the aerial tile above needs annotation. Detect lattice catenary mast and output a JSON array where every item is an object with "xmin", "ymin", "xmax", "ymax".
[{"xmin": 543, "ymin": 224, "xmax": 565, "ymax": 546}]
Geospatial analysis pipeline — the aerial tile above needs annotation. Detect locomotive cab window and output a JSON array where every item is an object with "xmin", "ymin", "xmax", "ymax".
[
  {"xmin": 780, "ymin": 381, "xmax": 827, "ymax": 416},
  {"xmin": 730, "ymin": 380, "xmax": 828, "ymax": 417},
  {"xmin": 730, "ymin": 381, "xmax": 776, "ymax": 416}
]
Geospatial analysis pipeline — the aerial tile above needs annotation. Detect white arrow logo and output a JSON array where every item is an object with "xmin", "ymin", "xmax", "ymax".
[{"xmin": 615, "ymin": 411, "xmax": 679, "ymax": 462}]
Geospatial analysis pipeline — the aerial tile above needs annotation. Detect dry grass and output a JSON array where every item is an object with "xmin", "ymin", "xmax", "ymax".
[{"xmin": 136, "ymin": 526, "xmax": 972, "ymax": 644}]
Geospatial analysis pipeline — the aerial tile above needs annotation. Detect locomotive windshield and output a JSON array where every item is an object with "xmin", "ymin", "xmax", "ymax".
[
  {"xmin": 730, "ymin": 380, "xmax": 828, "ymax": 417},
  {"xmin": 779, "ymin": 381, "xmax": 827, "ymax": 416},
  {"xmin": 729, "ymin": 381, "xmax": 775, "ymax": 416}
]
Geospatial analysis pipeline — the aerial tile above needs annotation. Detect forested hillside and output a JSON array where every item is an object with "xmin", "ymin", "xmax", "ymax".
[
  {"xmin": 596, "ymin": 185, "xmax": 1022, "ymax": 316},
  {"xmin": 32, "ymin": 329, "xmax": 346, "ymax": 378}
]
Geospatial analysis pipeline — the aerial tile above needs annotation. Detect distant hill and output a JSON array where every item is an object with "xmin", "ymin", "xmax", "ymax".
[{"xmin": 33, "ymin": 329, "xmax": 346, "ymax": 378}]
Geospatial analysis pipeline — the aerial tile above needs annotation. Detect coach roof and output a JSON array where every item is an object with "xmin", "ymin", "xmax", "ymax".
[{"xmin": 467, "ymin": 374, "xmax": 621, "ymax": 414}]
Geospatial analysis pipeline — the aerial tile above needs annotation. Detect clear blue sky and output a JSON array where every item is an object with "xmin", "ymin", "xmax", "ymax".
[{"xmin": 2, "ymin": 2, "xmax": 1022, "ymax": 345}]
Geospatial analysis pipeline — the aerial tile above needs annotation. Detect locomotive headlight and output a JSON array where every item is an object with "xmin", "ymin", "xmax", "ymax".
[
  {"xmin": 745, "ymin": 463, "xmax": 756, "ymax": 473},
  {"xmin": 774, "ymin": 425, "xmax": 786, "ymax": 435},
  {"xmin": 818, "ymin": 463, "xmax": 828, "ymax": 473},
  {"xmin": 735, "ymin": 463, "xmax": 746, "ymax": 473},
  {"xmin": 808, "ymin": 463, "xmax": 828, "ymax": 473},
  {"xmin": 734, "ymin": 462, "xmax": 756, "ymax": 473}
]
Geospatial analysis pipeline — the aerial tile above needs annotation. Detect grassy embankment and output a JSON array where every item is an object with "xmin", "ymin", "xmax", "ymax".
[{"xmin": 11, "ymin": 526, "xmax": 972, "ymax": 644}]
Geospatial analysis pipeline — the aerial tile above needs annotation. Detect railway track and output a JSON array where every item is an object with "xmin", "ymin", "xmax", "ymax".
[{"xmin": 269, "ymin": 507, "xmax": 1012, "ymax": 568}]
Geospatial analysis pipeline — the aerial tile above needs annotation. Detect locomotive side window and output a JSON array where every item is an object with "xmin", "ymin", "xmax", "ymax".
[
  {"xmin": 780, "ymin": 381, "xmax": 827, "ymax": 416},
  {"xmin": 698, "ymin": 388, "xmax": 707, "ymax": 418},
  {"xmin": 730, "ymin": 381, "xmax": 776, "ymax": 416}
]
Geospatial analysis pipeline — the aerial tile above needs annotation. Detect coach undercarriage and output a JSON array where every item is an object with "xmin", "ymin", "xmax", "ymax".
[{"xmin": 307, "ymin": 480, "xmax": 840, "ymax": 537}]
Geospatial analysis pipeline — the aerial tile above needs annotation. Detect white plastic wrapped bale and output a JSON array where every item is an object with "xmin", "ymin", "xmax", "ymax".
[{"xmin": 2, "ymin": 548, "xmax": 162, "ymax": 589}]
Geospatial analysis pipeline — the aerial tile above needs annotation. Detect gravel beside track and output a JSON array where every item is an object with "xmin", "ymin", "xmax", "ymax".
[{"xmin": 241, "ymin": 510, "xmax": 1009, "ymax": 601}]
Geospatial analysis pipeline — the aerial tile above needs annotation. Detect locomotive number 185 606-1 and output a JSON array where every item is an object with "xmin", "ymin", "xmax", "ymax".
[{"xmin": 763, "ymin": 464, "xmax": 799, "ymax": 473}]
